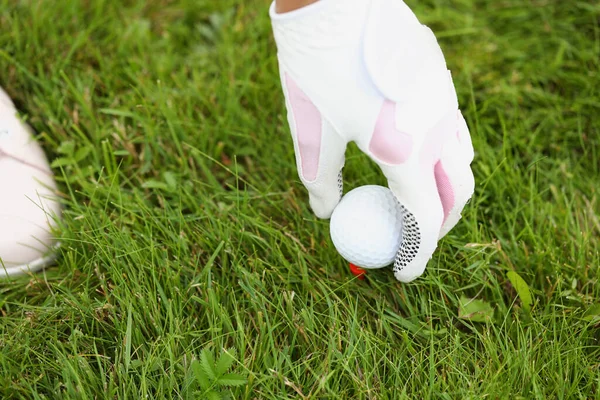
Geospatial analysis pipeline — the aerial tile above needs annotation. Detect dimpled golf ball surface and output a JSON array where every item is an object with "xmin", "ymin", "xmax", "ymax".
[{"xmin": 330, "ymin": 185, "xmax": 403, "ymax": 269}]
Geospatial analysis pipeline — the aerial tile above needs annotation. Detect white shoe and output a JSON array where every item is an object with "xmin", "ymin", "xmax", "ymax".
[{"xmin": 0, "ymin": 87, "xmax": 61, "ymax": 277}]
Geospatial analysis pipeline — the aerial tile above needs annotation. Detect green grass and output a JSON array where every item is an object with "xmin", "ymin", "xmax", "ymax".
[{"xmin": 1, "ymin": 0, "xmax": 599, "ymax": 398}]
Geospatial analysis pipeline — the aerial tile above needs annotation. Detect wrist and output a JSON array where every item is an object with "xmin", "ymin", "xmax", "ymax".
[
  {"xmin": 275, "ymin": 0, "xmax": 320, "ymax": 13},
  {"xmin": 270, "ymin": 0, "xmax": 368, "ymax": 51}
]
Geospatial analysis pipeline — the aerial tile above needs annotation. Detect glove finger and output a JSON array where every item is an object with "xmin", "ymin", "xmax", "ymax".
[
  {"xmin": 283, "ymin": 74, "xmax": 347, "ymax": 219},
  {"xmin": 383, "ymin": 164, "xmax": 444, "ymax": 282},
  {"xmin": 360, "ymin": 105, "xmax": 457, "ymax": 282},
  {"xmin": 437, "ymin": 111, "xmax": 475, "ymax": 238},
  {"xmin": 303, "ymin": 124, "xmax": 346, "ymax": 219}
]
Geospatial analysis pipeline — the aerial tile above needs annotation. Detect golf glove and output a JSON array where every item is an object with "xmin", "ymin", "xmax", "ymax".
[{"xmin": 270, "ymin": 0, "xmax": 475, "ymax": 282}]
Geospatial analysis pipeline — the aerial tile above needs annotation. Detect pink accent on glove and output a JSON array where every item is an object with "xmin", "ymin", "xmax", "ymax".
[
  {"xmin": 285, "ymin": 74, "xmax": 322, "ymax": 182},
  {"xmin": 369, "ymin": 100, "xmax": 413, "ymax": 164},
  {"xmin": 434, "ymin": 160, "xmax": 455, "ymax": 225}
]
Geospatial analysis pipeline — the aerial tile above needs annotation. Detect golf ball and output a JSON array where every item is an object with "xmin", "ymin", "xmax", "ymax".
[{"xmin": 330, "ymin": 185, "xmax": 403, "ymax": 269}]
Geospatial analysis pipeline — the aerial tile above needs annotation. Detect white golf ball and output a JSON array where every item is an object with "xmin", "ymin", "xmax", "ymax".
[{"xmin": 330, "ymin": 185, "xmax": 403, "ymax": 269}]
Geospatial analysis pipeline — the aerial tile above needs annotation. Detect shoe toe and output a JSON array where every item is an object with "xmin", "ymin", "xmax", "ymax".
[{"xmin": 0, "ymin": 137, "xmax": 60, "ymax": 270}]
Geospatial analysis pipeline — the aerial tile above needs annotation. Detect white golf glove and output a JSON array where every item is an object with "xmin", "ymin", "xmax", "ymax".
[{"xmin": 270, "ymin": 0, "xmax": 475, "ymax": 282}]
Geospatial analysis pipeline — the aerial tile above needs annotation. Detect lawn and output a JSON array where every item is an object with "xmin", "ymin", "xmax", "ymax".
[{"xmin": 1, "ymin": 0, "xmax": 599, "ymax": 398}]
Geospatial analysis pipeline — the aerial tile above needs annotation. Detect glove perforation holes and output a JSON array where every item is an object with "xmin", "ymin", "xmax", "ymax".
[
  {"xmin": 393, "ymin": 203, "xmax": 421, "ymax": 273},
  {"xmin": 337, "ymin": 171, "xmax": 343, "ymax": 197}
]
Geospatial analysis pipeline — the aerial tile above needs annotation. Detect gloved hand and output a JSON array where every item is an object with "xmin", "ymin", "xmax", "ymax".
[{"xmin": 270, "ymin": 0, "xmax": 475, "ymax": 282}]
